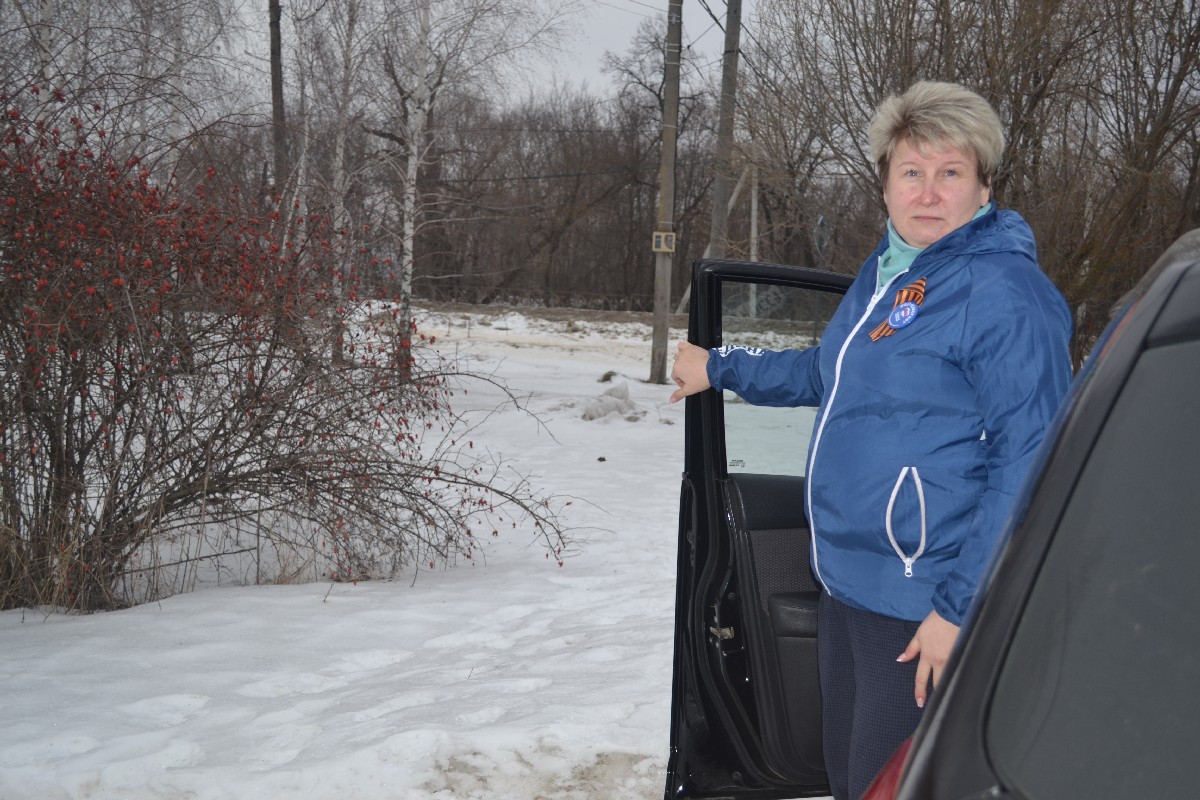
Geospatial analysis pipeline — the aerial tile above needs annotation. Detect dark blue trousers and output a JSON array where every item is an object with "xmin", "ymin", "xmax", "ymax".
[{"xmin": 817, "ymin": 593, "xmax": 925, "ymax": 800}]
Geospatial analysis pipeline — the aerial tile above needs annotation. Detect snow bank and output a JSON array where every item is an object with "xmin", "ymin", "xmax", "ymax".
[{"xmin": 0, "ymin": 306, "xmax": 712, "ymax": 799}]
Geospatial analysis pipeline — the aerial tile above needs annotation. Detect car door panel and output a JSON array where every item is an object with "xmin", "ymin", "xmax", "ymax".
[{"xmin": 725, "ymin": 474, "xmax": 825, "ymax": 783}]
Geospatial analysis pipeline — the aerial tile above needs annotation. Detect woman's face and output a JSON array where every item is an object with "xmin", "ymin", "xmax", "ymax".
[{"xmin": 883, "ymin": 138, "xmax": 990, "ymax": 249}]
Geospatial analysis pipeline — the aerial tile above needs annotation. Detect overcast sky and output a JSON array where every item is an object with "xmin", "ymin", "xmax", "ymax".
[{"xmin": 545, "ymin": 0, "xmax": 758, "ymax": 92}]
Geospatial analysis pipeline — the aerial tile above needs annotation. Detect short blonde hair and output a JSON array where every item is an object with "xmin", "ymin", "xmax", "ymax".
[{"xmin": 869, "ymin": 81, "xmax": 1005, "ymax": 187}]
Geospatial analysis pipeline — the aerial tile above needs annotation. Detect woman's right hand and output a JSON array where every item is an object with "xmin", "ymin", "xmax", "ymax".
[{"xmin": 669, "ymin": 341, "xmax": 712, "ymax": 403}]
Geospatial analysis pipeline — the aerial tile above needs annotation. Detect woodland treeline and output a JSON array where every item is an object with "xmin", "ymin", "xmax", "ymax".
[
  {"xmin": 0, "ymin": 0, "xmax": 1197, "ymax": 608},
  {"xmin": 5, "ymin": 0, "xmax": 1198, "ymax": 354}
]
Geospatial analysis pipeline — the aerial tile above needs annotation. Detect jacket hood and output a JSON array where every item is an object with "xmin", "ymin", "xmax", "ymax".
[
  {"xmin": 871, "ymin": 207, "xmax": 1038, "ymax": 280},
  {"xmin": 932, "ymin": 207, "xmax": 1037, "ymax": 263}
]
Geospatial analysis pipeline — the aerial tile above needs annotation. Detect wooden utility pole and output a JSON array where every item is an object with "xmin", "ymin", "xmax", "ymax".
[
  {"xmin": 706, "ymin": 0, "xmax": 742, "ymax": 260},
  {"xmin": 672, "ymin": 0, "xmax": 744, "ymax": 315},
  {"xmin": 649, "ymin": 0, "xmax": 683, "ymax": 385}
]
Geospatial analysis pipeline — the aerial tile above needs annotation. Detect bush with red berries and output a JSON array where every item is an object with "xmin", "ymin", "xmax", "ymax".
[{"xmin": 0, "ymin": 95, "xmax": 566, "ymax": 611}]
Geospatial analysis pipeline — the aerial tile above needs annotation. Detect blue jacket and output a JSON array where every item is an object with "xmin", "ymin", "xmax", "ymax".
[{"xmin": 707, "ymin": 209, "xmax": 1072, "ymax": 624}]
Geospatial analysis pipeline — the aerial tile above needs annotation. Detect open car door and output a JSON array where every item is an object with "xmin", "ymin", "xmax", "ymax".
[{"xmin": 665, "ymin": 259, "xmax": 852, "ymax": 800}]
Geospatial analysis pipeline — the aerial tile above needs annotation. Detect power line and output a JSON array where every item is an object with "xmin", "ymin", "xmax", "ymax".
[
  {"xmin": 693, "ymin": 0, "xmax": 774, "ymax": 87},
  {"xmin": 684, "ymin": 18, "xmax": 721, "ymax": 49},
  {"xmin": 694, "ymin": 0, "xmax": 726, "ymax": 35},
  {"xmin": 617, "ymin": 0, "xmax": 666, "ymax": 13},
  {"xmin": 595, "ymin": 0, "xmax": 657, "ymax": 19}
]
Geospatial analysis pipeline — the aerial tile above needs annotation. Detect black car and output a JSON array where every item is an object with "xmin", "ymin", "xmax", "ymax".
[{"xmin": 665, "ymin": 230, "xmax": 1200, "ymax": 800}]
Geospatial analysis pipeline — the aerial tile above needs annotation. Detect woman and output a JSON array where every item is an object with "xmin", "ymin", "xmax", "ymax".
[{"xmin": 669, "ymin": 81, "xmax": 1072, "ymax": 800}]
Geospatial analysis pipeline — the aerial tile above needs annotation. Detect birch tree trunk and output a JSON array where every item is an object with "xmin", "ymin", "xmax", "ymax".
[
  {"xmin": 329, "ymin": 0, "xmax": 361, "ymax": 363},
  {"xmin": 397, "ymin": 0, "xmax": 432, "ymax": 360}
]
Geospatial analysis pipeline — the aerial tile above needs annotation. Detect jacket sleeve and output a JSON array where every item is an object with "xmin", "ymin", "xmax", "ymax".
[
  {"xmin": 705, "ymin": 344, "xmax": 824, "ymax": 407},
  {"xmin": 931, "ymin": 261, "xmax": 1074, "ymax": 626}
]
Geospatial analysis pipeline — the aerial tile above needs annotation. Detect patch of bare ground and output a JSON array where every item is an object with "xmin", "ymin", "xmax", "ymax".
[{"xmin": 422, "ymin": 747, "xmax": 660, "ymax": 799}]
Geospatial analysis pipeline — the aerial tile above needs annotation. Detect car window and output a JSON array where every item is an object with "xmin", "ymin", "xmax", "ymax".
[
  {"xmin": 985, "ymin": 339, "xmax": 1200, "ymax": 798},
  {"xmin": 719, "ymin": 280, "xmax": 840, "ymax": 476}
]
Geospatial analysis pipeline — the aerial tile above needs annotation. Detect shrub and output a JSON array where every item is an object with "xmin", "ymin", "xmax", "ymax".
[{"xmin": 0, "ymin": 97, "xmax": 565, "ymax": 611}]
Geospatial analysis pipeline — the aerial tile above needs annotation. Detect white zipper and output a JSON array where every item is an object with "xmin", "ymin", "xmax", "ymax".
[
  {"xmin": 886, "ymin": 466, "xmax": 927, "ymax": 577},
  {"xmin": 806, "ymin": 268, "xmax": 904, "ymax": 593}
]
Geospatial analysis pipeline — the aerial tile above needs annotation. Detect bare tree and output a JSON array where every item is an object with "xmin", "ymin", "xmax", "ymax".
[
  {"xmin": 357, "ymin": 0, "xmax": 575, "ymax": 342},
  {"xmin": 745, "ymin": 0, "xmax": 1200, "ymax": 361}
]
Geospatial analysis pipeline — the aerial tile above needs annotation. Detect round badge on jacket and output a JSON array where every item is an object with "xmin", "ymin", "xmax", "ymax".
[{"xmin": 888, "ymin": 301, "xmax": 920, "ymax": 329}]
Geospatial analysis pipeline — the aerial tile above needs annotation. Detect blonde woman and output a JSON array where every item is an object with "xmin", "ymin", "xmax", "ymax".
[{"xmin": 670, "ymin": 81, "xmax": 1072, "ymax": 800}]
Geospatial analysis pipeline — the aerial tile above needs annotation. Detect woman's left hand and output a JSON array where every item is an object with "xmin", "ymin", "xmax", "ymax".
[{"xmin": 897, "ymin": 610, "xmax": 960, "ymax": 708}]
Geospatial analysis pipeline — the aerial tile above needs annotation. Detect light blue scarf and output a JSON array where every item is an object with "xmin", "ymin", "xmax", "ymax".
[{"xmin": 876, "ymin": 202, "xmax": 993, "ymax": 291}]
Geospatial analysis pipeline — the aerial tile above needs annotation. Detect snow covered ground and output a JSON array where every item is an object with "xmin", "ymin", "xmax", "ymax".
[{"xmin": 0, "ymin": 306, "xmax": 750, "ymax": 799}]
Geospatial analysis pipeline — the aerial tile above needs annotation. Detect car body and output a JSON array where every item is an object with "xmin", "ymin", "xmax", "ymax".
[{"xmin": 665, "ymin": 230, "xmax": 1200, "ymax": 800}]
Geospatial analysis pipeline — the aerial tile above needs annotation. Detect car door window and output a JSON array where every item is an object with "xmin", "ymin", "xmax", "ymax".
[
  {"xmin": 720, "ymin": 280, "xmax": 841, "ymax": 476},
  {"xmin": 985, "ymin": 339, "xmax": 1200, "ymax": 798}
]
